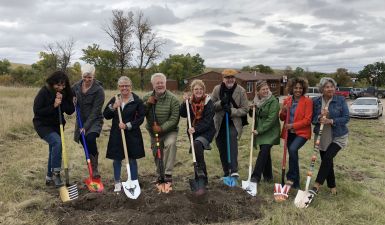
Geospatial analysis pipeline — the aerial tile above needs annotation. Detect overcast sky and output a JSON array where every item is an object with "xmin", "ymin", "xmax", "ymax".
[{"xmin": 1, "ymin": 0, "xmax": 385, "ymax": 72}]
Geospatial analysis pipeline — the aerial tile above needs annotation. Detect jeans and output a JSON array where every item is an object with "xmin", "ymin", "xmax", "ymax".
[
  {"xmin": 286, "ymin": 133, "xmax": 307, "ymax": 188},
  {"xmin": 43, "ymin": 132, "xmax": 62, "ymax": 176},
  {"xmin": 251, "ymin": 144, "xmax": 273, "ymax": 182},
  {"xmin": 315, "ymin": 142, "xmax": 341, "ymax": 188},
  {"xmin": 113, "ymin": 158, "xmax": 138, "ymax": 182}
]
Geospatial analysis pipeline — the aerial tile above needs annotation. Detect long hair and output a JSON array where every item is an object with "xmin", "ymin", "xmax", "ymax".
[
  {"xmin": 287, "ymin": 77, "xmax": 309, "ymax": 95},
  {"xmin": 46, "ymin": 71, "xmax": 73, "ymax": 98}
]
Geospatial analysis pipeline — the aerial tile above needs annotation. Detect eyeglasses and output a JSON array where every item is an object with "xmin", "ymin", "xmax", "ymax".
[{"xmin": 119, "ymin": 85, "xmax": 131, "ymax": 88}]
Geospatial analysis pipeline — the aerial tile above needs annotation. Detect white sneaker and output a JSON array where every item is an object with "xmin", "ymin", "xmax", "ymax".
[{"xmin": 114, "ymin": 182, "xmax": 122, "ymax": 192}]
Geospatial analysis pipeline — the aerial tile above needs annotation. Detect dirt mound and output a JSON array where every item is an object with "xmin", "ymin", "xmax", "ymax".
[{"xmin": 53, "ymin": 176, "xmax": 263, "ymax": 225}]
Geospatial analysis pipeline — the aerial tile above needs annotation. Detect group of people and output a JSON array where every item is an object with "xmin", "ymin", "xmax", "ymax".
[{"xmin": 33, "ymin": 65, "xmax": 349, "ymax": 198}]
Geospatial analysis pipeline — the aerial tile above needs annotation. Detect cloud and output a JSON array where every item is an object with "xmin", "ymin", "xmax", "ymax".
[
  {"xmin": 142, "ymin": 5, "xmax": 184, "ymax": 25},
  {"xmin": 201, "ymin": 29, "xmax": 240, "ymax": 38}
]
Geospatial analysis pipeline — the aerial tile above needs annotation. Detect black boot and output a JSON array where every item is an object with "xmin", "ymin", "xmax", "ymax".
[
  {"xmin": 52, "ymin": 171, "xmax": 64, "ymax": 188},
  {"xmin": 90, "ymin": 154, "xmax": 100, "ymax": 179}
]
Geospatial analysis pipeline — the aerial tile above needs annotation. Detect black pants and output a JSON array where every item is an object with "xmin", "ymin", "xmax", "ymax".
[
  {"xmin": 251, "ymin": 144, "xmax": 273, "ymax": 182},
  {"xmin": 216, "ymin": 119, "xmax": 238, "ymax": 176},
  {"xmin": 193, "ymin": 140, "xmax": 207, "ymax": 179},
  {"xmin": 315, "ymin": 142, "xmax": 341, "ymax": 188},
  {"xmin": 80, "ymin": 132, "xmax": 99, "ymax": 157}
]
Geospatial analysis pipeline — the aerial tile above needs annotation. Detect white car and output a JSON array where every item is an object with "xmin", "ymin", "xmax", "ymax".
[{"xmin": 349, "ymin": 97, "xmax": 383, "ymax": 119}]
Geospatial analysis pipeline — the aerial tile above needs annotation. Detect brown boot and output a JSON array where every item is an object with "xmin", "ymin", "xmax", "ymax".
[{"xmin": 90, "ymin": 153, "xmax": 100, "ymax": 179}]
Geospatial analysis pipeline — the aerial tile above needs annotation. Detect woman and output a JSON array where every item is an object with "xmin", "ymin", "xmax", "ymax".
[
  {"xmin": 280, "ymin": 77, "xmax": 313, "ymax": 189},
  {"xmin": 250, "ymin": 80, "xmax": 281, "ymax": 183},
  {"xmin": 103, "ymin": 76, "xmax": 145, "ymax": 192},
  {"xmin": 72, "ymin": 64, "xmax": 105, "ymax": 178},
  {"xmin": 310, "ymin": 77, "xmax": 349, "ymax": 195},
  {"xmin": 33, "ymin": 71, "xmax": 74, "ymax": 187},
  {"xmin": 180, "ymin": 79, "xmax": 215, "ymax": 186}
]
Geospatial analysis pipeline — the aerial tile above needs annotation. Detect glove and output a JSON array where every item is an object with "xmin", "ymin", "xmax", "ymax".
[
  {"xmin": 220, "ymin": 93, "xmax": 229, "ymax": 107},
  {"xmin": 223, "ymin": 104, "xmax": 232, "ymax": 115},
  {"xmin": 147, "ymin": 96, "xmax": 157, "ymax": 105},
  {"xmin": 152, "ymin": 123, "xmax": 162, "ymax": 134}
]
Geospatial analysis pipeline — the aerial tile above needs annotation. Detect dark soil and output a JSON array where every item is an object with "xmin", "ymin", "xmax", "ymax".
[{"xmin": 51, "ymin": 175, "xmax": 263, "ymax": 225}]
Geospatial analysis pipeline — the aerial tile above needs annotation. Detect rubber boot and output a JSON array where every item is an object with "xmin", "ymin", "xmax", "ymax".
[
  {"xmin": 53, "ymin": 171, "xmax": 64, "ymax": 188},
  {"xmin": 90, "ymin": 153, "xmax": 100, "ymax": 179}
]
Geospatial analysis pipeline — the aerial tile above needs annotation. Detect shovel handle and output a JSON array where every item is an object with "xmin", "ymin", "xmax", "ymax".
[
  {"xmin": 185, "ymin": 99, "xmax": 197, "ymax": 163},
  {"xmin": 248, "ymin": 105, "xmax": 256, "ymax": 180},
  {"xmin": 116, "ymin": 95, "xmax": 131, "ymax": 180}
]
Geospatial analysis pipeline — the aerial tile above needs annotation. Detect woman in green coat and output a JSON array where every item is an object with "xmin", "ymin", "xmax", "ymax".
[{"xmin": 250, "ymin": 80, "xmax": 281, "ymax": 183}]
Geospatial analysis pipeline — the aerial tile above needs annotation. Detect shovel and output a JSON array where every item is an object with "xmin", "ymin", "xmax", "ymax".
[
  {"xmin": 185, "ymin": 99, "xmax": 207, "ymax": 195},
  {"xmin": 151, "ymin": 104, "xmax": 172, "ymax": 193},
  {"xmin": 241, "ymin": 105, "xmax": 257, "ymax": 196},
  {"xmin": 75, "ymin": 104, "xmax": 104, "ymax": 193},
  {"xmin": 116, "ymin": 95, "xmax": 141, "ymax": 199},
  {"xmin": 223, "ymin": 112, "xmax": 237, "ymax": 187},
  {"xmin": 294, "ymin": 103, "xmax": 330, "ymax": 208},
  {"xmin": 274, "ymin": 104, "xmax": 291, "ymax": 202},
  {"xmin": 58, "ymin": 105, "xmax": 79, "ymax": 202}
]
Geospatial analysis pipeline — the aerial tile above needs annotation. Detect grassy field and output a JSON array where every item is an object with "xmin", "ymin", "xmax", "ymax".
[{"xmin": 0, "ymin": 86, "xmax": 384, "ymax": 225}]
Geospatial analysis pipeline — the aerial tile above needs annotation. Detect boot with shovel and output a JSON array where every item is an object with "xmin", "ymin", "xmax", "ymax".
[
  {"xmin": 75, "ymin": 104, "xmax": 104, "ymax": 193},
  {"xmin": 185, "ymin": 99, "xmax": 206, "ymax": 196},
  {"xmin": 116, "ymin": 95, "xmax": 141, "ymax": 199},
  {"xmin": 274, "ymin": 104, "xmax": 291, "ymax": 202},
  {"xmin": 294, "ymin": 103, "xmax": 330, "ymax": 208},
  {"xmin": 223, "ymin": 112, "xmax": 237, "ymax": 187},
  {"xmin": 58, "ymin": 105, "xmax": 79, "ymax": 202},
  {"xmin": 241, "ymin": 105, "xmax": 257, "ymax": 196}
]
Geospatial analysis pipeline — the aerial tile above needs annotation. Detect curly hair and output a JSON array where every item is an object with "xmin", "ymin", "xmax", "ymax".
[
  {"xmin": 287, "ymin": 77, "xmax": 309, "ymax": 95},
  {"xmin": 46, "ymin": 70, "xmax": 73, "ymax": 98},
  {"xmin": 190, "ymin": 79, "xmax": 206, "ymax": 93}
]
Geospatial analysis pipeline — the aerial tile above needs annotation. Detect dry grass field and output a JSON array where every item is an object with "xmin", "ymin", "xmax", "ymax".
[{"xmin": 0, "ymin": 86, "xmax": 384, "ymax": 225}]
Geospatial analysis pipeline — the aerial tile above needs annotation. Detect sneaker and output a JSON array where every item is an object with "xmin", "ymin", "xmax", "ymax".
[
  {"xmin": 230, "ymin": 172, "xmax": 239, "ymax": 178},
  {"xmin": 45, "ymin": 176, "xmax": 54, "ymax": 186},
  {"xmin": 114, "ymin": 182, "xmax": 122, "ymax": 192},
  {"xmin": 309, "ymin": 187, "xmax": 319, "ymax": 195},
  {"xmin": 52, "ymin": 172, "xmax": 64, "ymax": 188}
]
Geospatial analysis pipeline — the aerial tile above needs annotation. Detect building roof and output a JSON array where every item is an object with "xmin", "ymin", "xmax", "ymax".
[{"xmin": 235, "ymin": 71, "xmax": 282, "ymax": 81}]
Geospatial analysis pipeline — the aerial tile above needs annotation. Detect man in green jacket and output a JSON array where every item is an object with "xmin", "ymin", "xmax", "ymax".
[{"xmin": 143, "ymin": 73, "xmax": 180, "ymax": 192}]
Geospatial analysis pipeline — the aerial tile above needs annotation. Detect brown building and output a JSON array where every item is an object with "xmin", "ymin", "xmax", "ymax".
[
  {"xmin": 186, "ymin": 71, "xmax": 285, "ymax": 100},
  {"xmin": 144, "ymin": 79, "xmax": 179, "ymax": 91}
]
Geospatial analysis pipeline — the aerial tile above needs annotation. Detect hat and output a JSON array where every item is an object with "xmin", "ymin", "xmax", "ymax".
[
  {"xmin": 255, "ymin": 80, "xmax": 268, "ymax": 91},
  {"xmin": 81, "ymin": 64, "xmax": 95, "ymax": 77},
  {"xmin": 222, "ymin": 69, "xmax": 238, "ymax": 78}
]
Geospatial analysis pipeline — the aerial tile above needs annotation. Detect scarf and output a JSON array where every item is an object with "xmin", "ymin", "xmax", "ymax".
[
  {"xmin": 219, "ymin": 82, "xmax": 237, "ymax": 104},
  {"xmin": 253, "ymin": 91, "xmax": 273, "ymax": 108},
  {"xmin": 191, "ymin": 94, "xmax": 206, "ymax": 126}
]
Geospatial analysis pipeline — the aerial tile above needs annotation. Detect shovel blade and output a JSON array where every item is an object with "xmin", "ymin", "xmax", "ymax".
[
  {"xmin": 241, "ymin": 180, "xmax": 257, "ymax": 196},
  {"xmin": 59, "ymin": 184, "xmax": 78, "ymax": 202},
  {"xmin": 223, "ymin": 176, "xmax": 238, "ymax": 187},
  {"xmin": 294, "ymin": 190, "xmax": 315, "ymax": 208},
  {"xmin": 189, "ymin": 178, "xmax": 206, "ymax": 196},
  {"xmin": 84, "ymin": 177, "xmax": 104, "ymax": 193},
  {"xmin": 122, "ymin": 180, "xmax": 141, "ymax": 199}
]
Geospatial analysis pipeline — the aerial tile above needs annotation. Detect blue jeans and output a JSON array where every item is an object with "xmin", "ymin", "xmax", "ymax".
[
  {"xmin": 43, "ymin": 132, "xmax": 62, "ymax": 176},
  {"xmin": 286, "ymin": 133, "xmax": 307, "ymax": 188},
  {"xmin": 113, "ymin": 158, "xmax": 138, "ymax": 182}
]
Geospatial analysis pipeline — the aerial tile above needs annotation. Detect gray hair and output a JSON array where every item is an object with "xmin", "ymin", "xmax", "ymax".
[
  {"xmin": 117, "ymin": 76, "xmax": 132, "ymax": 86},
  {"xmin": 318, "ymin": 77, "xmax": 337, "ymax": 93},
  {"xmin": 151, "ymin": 73, "xmax": 167, "ymax": 83},
  {"xmin": 81, "ymin": 64, "xmax": 95, "ymax": 77}
]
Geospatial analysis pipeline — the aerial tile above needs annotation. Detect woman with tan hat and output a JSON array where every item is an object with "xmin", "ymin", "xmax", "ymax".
[{"xmin": 72, "ymin": 64, "xmax": 105, "ymax": 178}]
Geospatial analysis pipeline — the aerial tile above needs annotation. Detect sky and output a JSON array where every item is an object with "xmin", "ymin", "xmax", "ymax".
[{"xmin": 1, "ymin": 0, "xmax": 385, "ymax": 72}]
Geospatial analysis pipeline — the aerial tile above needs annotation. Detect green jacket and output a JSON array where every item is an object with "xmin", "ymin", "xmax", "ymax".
[
  {"xmin": 143, "ymin": 90, "xmax": 180, "ymax": 136},
  {"xmin": 254, "ymin": 96, "xmax": 281, "ymax": 146}
]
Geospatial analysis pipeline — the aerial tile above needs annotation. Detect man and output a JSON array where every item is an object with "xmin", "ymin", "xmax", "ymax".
[
  {"xmin": 143, "ymin": 73, "xmax": 180, "ymax": 192},
  {"xmin": 211, "ymin": 69, "xmax": 249, "ymax": 179}
]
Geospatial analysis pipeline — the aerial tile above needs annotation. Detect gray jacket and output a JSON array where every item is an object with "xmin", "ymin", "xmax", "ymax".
[
  {"xmin": 72, "ymin": 80, "xmax": 105, "ymax": 142},
  {"xmin": 211, "ymin": 83, "xmax": 249, "ymax": 138}
]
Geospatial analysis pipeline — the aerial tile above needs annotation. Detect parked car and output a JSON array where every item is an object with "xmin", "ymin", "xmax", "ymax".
[
  {"xmin": 349, "ymin": 97, "xmax": 383, "ymax": 119},
  {"xmin": 335, "ymin": 87, "xmax": 352, "ymax": 98},
  {"xmin": 305, "ymin": 87, "xmax": 322, "ymax": 98},
  {"xmin": 349, "ymin": 88, "xmax": 365, "ymax": 99},
  {"xmin": 359, "ymin": 86, "xmax": 385, "ymax": 99}
]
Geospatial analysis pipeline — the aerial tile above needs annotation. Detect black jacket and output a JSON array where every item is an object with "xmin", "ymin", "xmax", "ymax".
[
  {"xmin": 33, "ymin": 86, "xmax": 75, "ymax": 138},
  {"xmin": 103, "ymin": 93, "xmax": 145, "ymax": 160}
]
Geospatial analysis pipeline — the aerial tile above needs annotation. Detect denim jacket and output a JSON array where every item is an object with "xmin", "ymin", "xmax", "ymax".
[{"xmin": 312, "ymin": 95, "xmax": 349, "ymax": 138}]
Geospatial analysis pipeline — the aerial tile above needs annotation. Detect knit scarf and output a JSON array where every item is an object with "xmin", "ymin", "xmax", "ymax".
[
  {"xmin": 219, "ymin": 82, "xmax": 237, "ymax": 104},
  {"xmin": 191, "ymin": 94, "xmax": 206, "ymax": 126},
  {"xmin": 253, "ymin": 91, "xmax": 273, "ymax": 108}
]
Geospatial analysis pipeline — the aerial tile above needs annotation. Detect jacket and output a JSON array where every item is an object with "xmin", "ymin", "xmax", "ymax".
[
  {"xmin": 103, "ymin": 93, "xmax": 145, "ymax": 160},
  {"xmin": 312, "ymin": 95, "xmax": 349, "ymax": 138},
  {"xmin": 280, "ymin": 95, "xmax": 313, "ymax": 140}
]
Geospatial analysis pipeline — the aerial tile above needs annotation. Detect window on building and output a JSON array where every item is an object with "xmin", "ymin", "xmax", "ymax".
[
  {"xmin": 246, "ymin": 82, "xmax": 253, "ymax": 93},
  {"xmin": 270, "ymin": 83, "xmax": 276, "ymax": 88}
]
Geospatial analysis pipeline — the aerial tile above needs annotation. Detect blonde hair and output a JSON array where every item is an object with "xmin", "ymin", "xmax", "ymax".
[
  {"xmin": 255, "ymin": 80, "xmax": 268, "ymax": 92},
  {"xmin": 190, "ymin": 79, "xmax": 206, "ymax": 92}
]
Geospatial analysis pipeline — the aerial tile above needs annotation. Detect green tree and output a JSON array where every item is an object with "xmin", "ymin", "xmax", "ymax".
[
  {"xmin": 333, "ymin": 68, "xmax": 352, "ymax": 87},
  {"xmin": 0, "ymin": 59, "xmax": 11, "ymax": 75},
  {"xmin": 293, "ymin": 67, "xmax": 304, "ymax": 77},
  {"xmin": 358, "ymin": 61, "xmax": 385, "ymax": 87},
  {"xmin": 240, "ymin": 64, "xmax": 274, "ymax": 74}
]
